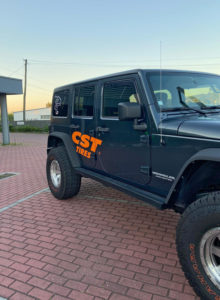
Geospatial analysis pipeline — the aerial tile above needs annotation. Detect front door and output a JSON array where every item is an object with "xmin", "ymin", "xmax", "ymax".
[{"xmin": 95, "ymin": 76, "xmax": 151, "ymax": 186}]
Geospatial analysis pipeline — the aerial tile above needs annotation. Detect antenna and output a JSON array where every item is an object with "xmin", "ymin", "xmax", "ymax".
[{"xmin": 159, "ymin": 41, "xmax": 163, "ymax": 144}]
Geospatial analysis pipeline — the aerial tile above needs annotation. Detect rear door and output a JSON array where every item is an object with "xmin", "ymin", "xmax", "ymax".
[
  {"xmin": 71, "ymin": 82, "xmax": 98, "ymax": 169},
  {"xmin": 95, "ymin": 75, "xmax": 151, "ymax": 186}
]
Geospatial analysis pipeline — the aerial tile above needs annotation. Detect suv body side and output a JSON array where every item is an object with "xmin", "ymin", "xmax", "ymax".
[{"xmin": 48, "ymin": 69, "xmax": 220, "ymax": 212}]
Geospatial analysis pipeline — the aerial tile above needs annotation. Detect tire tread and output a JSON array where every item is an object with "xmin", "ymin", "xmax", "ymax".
[
  {"xmin": 177, "ymin": 192, "xmax": 220, "ymax": 299},
  {"xmin": 46, "ymin": 146, "xmax": 81, "ymax": 199}
]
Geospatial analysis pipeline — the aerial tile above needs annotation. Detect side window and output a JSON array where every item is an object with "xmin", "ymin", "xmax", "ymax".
[
  {"xmin": 102, "ymin": 80, "xmax": 138, "ymax": 118},
  {"xmin": 52, "ymin": 89, "xmax": 69, "ymax": 117},
  {"xmin": 74, "ymin": 85, "xmax": 95, "ymax": 117}
]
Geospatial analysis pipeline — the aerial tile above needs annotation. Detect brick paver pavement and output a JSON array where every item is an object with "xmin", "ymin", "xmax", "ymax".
[{"xmin": 0, "ymin": 133, "xmax": 200, "ymax": 299}]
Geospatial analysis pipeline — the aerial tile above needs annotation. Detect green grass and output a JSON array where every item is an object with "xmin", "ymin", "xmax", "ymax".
[
  {"xmin": 0, "ymin": 125, "xmax": 49, "ymax": 133},
  {"xmin": 1, "ymin": 142, "xmax": 23, "ymax": 146}
]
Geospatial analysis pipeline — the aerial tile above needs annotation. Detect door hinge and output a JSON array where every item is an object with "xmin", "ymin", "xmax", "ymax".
[
  {"xmin": 140, "ymin": 166, "xmax": 151, "ymax": 176},
  {"xmin": 140, "ymin": 135, "xmax": 149, "ymax": 145},
  {"xmin": 89, "ymin": 129, "xmax": 95, "ymax": 136}
]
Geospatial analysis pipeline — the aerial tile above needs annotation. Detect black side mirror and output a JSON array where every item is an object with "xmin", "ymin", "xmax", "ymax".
[{"xmin": 118, "ymin": 102, "xmax": 142, "ymax": 121}]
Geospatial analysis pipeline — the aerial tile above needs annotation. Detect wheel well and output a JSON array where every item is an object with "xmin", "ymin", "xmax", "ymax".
[
  {"xmin": 47, "ymin": 136, "xmax": 64, "ymax": 153},
  {"xmin": 169, "ymin": 160, "xmax": 220, "ymax": 213}
]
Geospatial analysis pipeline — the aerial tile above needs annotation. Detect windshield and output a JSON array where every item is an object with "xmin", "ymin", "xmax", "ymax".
[{"xmin": 146, "ymin": 72, "xmax": 220, "ymax": 111}]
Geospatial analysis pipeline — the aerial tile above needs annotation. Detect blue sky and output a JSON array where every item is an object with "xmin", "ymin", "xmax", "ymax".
[{"xmin": 1, "ymin": 0, "xmax": 220, "ymax": 112}]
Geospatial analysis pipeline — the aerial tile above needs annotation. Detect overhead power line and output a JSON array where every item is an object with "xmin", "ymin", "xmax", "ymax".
[
  {"xmin": 29, "ymin": 57, "xmax": 220, "ymax": 63},
  {"xmin": 28, "ymin": 83, "xmax": 52, "ymax": 92},
  {"xmin": 27, "ymin": 59, "xmax": 220, "ymax": 70},
  {"xmin": 8, "ymin": 64, "xmax": 24, "ymax": 77}
]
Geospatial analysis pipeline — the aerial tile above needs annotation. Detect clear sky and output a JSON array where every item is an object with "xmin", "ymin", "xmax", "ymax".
[{"xmin": 1, "ymin": 0, "xmax": 220, "ymax": 113}]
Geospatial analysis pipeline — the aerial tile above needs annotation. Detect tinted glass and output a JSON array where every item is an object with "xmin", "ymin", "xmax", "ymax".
[
  {"xmin": 102, "ymin": 80, "xmax": 137, "ymax": 117},
  {"xmin": 147, "ymin": 72, "xmax": 220, "ymax": 111},
  {"xmin": 74, "ymin": 85, "xmax": 95, "ymax": 116},
  {"xmin": 52, "ymin": 89, "xmax": 69, "ymax": 117}
]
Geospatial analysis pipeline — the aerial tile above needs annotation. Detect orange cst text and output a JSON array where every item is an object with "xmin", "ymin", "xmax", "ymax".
[{"xmin": 72, "ymin": 131, "xmax": 103, "ymax": 159}]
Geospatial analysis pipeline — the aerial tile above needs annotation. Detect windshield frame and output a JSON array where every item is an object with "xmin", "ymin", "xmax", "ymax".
[{"xmin": 146, "ymin": 70, "xmax": 220, "ymax": 113}]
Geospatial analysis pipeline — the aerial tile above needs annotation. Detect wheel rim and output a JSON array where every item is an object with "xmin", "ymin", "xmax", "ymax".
[
  {"xmin": 200, "ymin": 227, "xmax": 220, "ymax": 289},
  {"xmin": 50, "ymin": 160, "xmax": 61, "ymax": 188}
]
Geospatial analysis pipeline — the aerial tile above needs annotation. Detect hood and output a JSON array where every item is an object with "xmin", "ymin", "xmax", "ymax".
[{"xmin": 160, "ymin": 113, "xmax": 220, "ymax": 140}]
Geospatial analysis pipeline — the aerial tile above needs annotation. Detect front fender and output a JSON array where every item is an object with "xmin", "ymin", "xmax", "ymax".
[{"xmin": 166, "ymin": 148, "xmax": 220, "ymax": 205}]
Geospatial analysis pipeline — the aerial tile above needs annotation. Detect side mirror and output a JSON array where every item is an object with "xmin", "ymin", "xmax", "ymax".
[{"xmin": 118, "ymin": 102, "xmax": 142, "ymax": 121}]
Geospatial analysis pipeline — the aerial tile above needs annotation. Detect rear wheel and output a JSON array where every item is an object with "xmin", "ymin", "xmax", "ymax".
[
  {"xmin": 176, "ymin": 192, "xmax": 220, "ymax": 299},
  {"xmin": 46, "ymin": 146, "xmax": 81, "ymax": 199}
]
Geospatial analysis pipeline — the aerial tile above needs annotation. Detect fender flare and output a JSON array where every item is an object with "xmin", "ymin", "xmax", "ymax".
[
  {"xmin": 47, "ymin": 132, "xmax": 81, "ymax": 168},
  {"xmin": 165, "ymin": 148, "xmax": 220, "ymax": 204}
]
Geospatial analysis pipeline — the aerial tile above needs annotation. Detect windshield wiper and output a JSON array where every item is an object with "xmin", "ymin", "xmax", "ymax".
[
  {"xmin": 176, "ymin": 86, "xmax": 207, "ymax": 116},
  {"xmin": 201, "ymin": 105, "xmax": 220, "ymax": 114},
  {"xmin": 203, "ymin": 105, "xmax": 220, "ymax": 109}
]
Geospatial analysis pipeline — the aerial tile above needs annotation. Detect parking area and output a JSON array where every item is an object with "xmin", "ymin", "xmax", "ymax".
[{"xmin": 0, "ymin": 133, "xmax": 199, "ymax": 300}]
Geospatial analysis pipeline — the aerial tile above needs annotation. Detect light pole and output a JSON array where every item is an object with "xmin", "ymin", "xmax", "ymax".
[{"xmin": 23, "ymin": 59, "xmax": 27, "ymax": 122}]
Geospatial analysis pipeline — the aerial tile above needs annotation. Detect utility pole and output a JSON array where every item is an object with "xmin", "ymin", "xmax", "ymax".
[{"xmin": 23, "ymin": 59, "xmax": 27, "ymax": 122}]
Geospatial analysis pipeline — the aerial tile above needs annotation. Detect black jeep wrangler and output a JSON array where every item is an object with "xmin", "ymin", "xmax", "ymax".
[{"xmin": 47, "ymin": 69, "xmax": 220, "ymax": 299}]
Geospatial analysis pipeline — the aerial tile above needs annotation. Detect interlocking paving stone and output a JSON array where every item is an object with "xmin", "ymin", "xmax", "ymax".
[{"xmin": 0, "ymin": 133, "xmax": 200, "ymax": 299}]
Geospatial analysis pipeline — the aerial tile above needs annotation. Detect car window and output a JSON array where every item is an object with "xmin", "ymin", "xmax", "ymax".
[
  {"xmin": 74, "ymin": 85, "xmax": 95, "ymax": 117},
  {"xmin": 52, "ymin": 89, "xmax": 69, "ymax": 117},
  {"xmin": 102, "ymin": 80, "xmax": 138, "ymax": 118},
  {"xmin": 147, "ymin": 72, "xmax": 220, "ymax": 111},
  {"xmin": 154, "ymin": 89, "xmax": 172, "ymax": 108}
]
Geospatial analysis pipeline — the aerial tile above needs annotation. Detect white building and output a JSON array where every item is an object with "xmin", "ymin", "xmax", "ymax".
[{"xmin": 13, "ymin": 107, "xmax": 51, "ymax": 121}]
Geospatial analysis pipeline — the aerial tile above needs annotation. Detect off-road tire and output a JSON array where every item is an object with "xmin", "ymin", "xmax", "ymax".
[
  {"xmin": 176, "ymin": 192, "xmax": 220, "ymax": 300},
  {"xmin": 46, "ymin": 146, "xmax": 81, "ymax": 199}
]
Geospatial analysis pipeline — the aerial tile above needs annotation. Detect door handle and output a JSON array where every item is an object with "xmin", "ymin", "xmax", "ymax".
[
  {"xmin": 133, "ymin": 122, "xmax": 147, "ymax": 131},
  {"xmin": 96, "ymin": 126, "xmax": 110, "ymax": 133},
  {"xmin": 71, "ymin": 124, "xmax": 80, "ymax": 129}
]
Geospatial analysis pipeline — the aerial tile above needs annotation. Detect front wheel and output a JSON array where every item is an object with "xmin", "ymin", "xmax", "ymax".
[
  {"xmin": 46, "ymin": 146, "xmax": 81, "ymax": 199},
  {"xmin": 176, "ymin": 193, "xmax": 220, "ymax": 300}
]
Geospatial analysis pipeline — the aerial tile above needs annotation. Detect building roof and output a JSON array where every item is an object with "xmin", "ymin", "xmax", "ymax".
[
  {"xmin": 0, "ymin": 76, "xmax": 23, "ymax": 95},
  {"xmin": 13, "ymin": 107, "xmax": 51, "ymax": 114}
]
